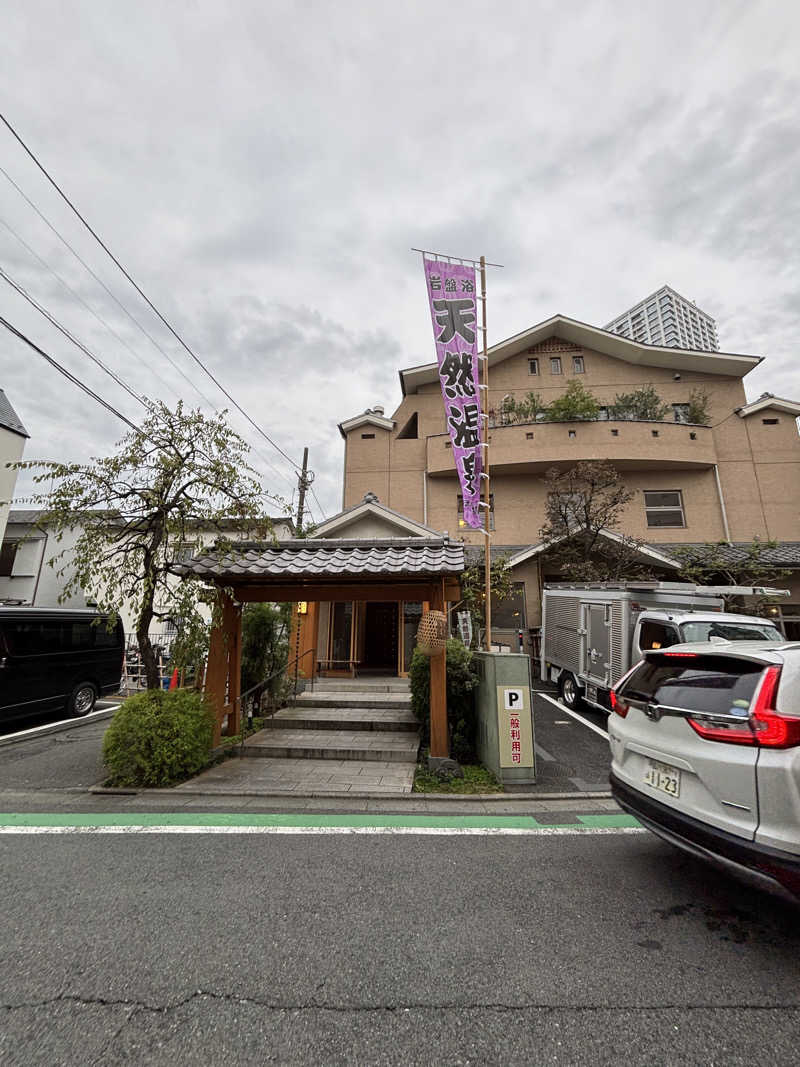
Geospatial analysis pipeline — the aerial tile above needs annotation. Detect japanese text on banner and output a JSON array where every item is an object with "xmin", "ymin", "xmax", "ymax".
[{"xmin": 423, "ymin": 259, "xmax": 483, "ymax": 529}]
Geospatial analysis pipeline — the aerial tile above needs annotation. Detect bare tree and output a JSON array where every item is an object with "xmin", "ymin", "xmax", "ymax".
[{"xmin": 539, "ymin": 460, "xmax": 653, "ymax": 581}]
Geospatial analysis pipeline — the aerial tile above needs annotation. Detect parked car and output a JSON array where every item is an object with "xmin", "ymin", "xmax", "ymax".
[
  {"xmin": 608, "ymin": 641, "xmax": 800, "ymax": 901},
  {"xmin": 541, "ymin": 581, "xmax": 786, "ymax": 713},
  {"xmin": 0, "ymin": 607, "xmax": 124, "ymax": 723}
]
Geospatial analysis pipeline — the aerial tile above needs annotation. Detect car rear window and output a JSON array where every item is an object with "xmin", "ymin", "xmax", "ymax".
[{"xmin": 622, "ymin": 655, "xmax": 766, "ymax": 716}]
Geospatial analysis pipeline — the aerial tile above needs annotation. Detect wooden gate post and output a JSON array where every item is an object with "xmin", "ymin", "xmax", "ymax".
[{"xmin": 429, "ymin": 580, "xmax": 449, "ymax": 759}]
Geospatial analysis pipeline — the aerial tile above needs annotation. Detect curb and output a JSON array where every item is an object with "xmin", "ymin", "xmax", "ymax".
[
  {"xmin": 0, "ymin": 704, "xmax": 119, "ymax": 749},
  {"xmin": 88, "ymin": 785, "xmax": 613, "ymax": 802}
]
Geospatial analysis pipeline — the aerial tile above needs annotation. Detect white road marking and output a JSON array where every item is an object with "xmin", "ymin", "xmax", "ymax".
[
  {"xmin": 0, "ymin": 704, "xmax": 120, "ymax": 741},
  {"xmin": 0, "ymin": 824, "xmax": 646, "ymax": 836},
  {"xmin": 537, "ymin": 693, "xmax": 609, "ymax": 740}
]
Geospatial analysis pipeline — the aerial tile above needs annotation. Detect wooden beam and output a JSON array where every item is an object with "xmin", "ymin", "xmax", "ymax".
[
  {"xmin": 205, "ymin": 596, "xmax": 230, "ymax": 747},
  {"xmin": 231, "ymin": 582, "xmax": 440, "ymax": 603},
  {"xmin": 429, "ymin": 578, "xmax": 449, "ymax": 759},
  {"xmin": 223, "ymin": 598, "xmax": 242, "ymax": 737}
]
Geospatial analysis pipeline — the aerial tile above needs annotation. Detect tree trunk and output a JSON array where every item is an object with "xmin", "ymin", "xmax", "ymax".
[{"xmin": 136, "ymin": 604, "xmax": 160, "ymax": 690}]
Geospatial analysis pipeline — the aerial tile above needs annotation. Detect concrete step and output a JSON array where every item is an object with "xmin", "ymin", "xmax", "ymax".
[
  {"xmin": 294, "ymin": 691, "xmax": 412, "ymax": 711},
  {"xmin": 311, "ymin": 681, "xmax": 410, "ymax": 694},
  {"xmin": 242, "ymin": 727, "xmax": 420, "ymax": 763},
  {"xmin": 271, "ymin": 706, "xmax": 418, "ymax": 732}
]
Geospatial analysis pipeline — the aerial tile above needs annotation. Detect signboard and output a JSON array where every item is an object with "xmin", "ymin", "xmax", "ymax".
[
  {"xmin": 423, "ymin": 258, "xmax": 483, "ymax": 529},
  {"xmin": 457, "ymin": 610, "xmax": 473, "ymax": 647},
  {"xmin": 496, "ymin": 685, "xmax": 534, "ymax": 768}
]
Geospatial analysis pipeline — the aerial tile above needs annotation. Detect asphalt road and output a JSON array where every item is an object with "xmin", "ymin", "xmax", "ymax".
[{"xmin": 2, "ymin": 829, "xmax": 799, "ymax": 1065}]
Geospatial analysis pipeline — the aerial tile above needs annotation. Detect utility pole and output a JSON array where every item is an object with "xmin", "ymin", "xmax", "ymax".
[{"xmin": 295, "ymin": 447, "xmax": 314, "ymax": 533}]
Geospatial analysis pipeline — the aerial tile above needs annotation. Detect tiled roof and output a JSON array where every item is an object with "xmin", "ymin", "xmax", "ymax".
[
  {"xmin": 0, "ymin": 390, "xmax": 28, "ymax": 438},
  {"xmin": 650, "ymin": 542, "xmax": 800, "ymax": 567},
  {"xmin": 175, "ymin": 538, "xmax": 465, "ymax": 581}
]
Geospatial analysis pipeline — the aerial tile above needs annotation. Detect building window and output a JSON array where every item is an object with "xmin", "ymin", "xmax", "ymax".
[
  {"xmin": 458, "ymin": 493, "xmax": 494, "ymax": 530},
  {"xmin": 0, "ymin": 541, "xmax": 18, "ymax": 577},
  {"xmin": 644, "ymin": 490, "xmax": 685, "ymax": 528},
  {"xmin": 396, "ymin": 412, "xmax": 418, "ymax": 439},
  {"xmin": 171, "ymin": 542, "xmax": 198, "ymax": 564},
  {"xmin": 762, "ymin": 418, "xmax": 779, "ymax": 425},
  {"xmin": 572, "ymin": 355, "xmax": 584, "ymax": 374},
  {"xmin": 550, "ymin": 357, "xmax": 562, "ymax": 375},
  {"xmin": 597, "ymin": 407, "xmax": 609, "ymax": 421},
  {"xmin": 780, "ymin": 605, "xmax": 800, "ymax": 641},
  {"xmin": 525, "ymin": 432, "xmax": 534, "ymax": 440},
  {"xmin": 610, "ymin": 428, "xmax": 619, "ymax": 436},
  {"xmin": 672, "ymin": 404, "xmax": 690, "ymax": 423},
  {"xmin": 492, "ymin": 582, "xmax": 527, "ymax": 629},
  {"xmin": 361, "ymin": 432, "xmax": 376, "ymax": 439},
  {"xmin": 568, "ymin": 429, "xmax": 576, "ymax": 438},
  {"xmin": 651, "ymin": 429, "xmax": 659, "ymax": 437},
  {"xmin": 528, "ymin": 357, "xmax": 539, "ymax": 375}
]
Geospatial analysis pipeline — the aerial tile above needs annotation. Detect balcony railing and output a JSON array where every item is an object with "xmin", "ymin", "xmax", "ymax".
[{"xmin": 427, "ymin": 419, "xmax": 716, "ymax": 476}]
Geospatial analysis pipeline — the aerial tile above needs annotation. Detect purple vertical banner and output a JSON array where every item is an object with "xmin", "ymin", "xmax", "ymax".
[{"xmin": 423, "ymin": 258, "xmax": 483, "ymax": 529}]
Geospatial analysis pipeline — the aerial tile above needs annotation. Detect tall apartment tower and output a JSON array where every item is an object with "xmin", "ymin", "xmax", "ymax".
[{"xmin": 605, "ymin": 285, "xmax": 719, "ymax": 351}]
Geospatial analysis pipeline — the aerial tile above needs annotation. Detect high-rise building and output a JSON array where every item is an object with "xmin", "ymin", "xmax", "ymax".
[{"xmin": 605, "ymin": 285, "xmax": 719, "ymax": 351}]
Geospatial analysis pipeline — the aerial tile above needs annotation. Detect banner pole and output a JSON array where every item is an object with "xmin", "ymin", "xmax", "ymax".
[{"xmin": 480, "ymin": 254, "xmax": 492, "ymax": 652}]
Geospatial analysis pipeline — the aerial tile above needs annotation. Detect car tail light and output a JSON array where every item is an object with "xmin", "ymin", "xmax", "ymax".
[
  {"xmin": 750, "ymin": 666, "xmax": 800, "ymax": 749},
  {"xmin": 687, "ymin": 665, "xmax": 800, "ymax": 748},
  {"xmin": 687, "ymin": 717, "xmax": 755, "ymax": 745},
  {"xmin": 663, "ymin": 652, "xmax": 698, "ymax": 658},
  {"xmin": 610, "ymin": 689, "xmax": 629, "ymax": 718}
]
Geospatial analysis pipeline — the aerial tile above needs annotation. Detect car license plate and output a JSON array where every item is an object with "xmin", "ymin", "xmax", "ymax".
[
  {"xmin": 643, "ymin": 759, "xmax": 681, "ymax": 799},
  {"xmin": 585, "ymin": 684, "xmax": 598, "ymax": 704}
]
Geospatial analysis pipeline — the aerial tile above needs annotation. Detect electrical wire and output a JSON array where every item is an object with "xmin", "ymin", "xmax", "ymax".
[
  {"xmin": 0, "ymin": 214, "xmax": 299, "ymax": 496},
  {"xmin": 0, "ymin": 314, "xmax": 141, "ymax": 432},
  {"xmin": 0, "ymin": 265, "xmax": 151, "ymax": 413},
  {"xmin": 0, "ymin": 112, "xmax": 303, "ymax": 474}
]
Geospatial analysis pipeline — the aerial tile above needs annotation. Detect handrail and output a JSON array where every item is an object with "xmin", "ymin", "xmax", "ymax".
[{"xmin": 236, "ymin": 647, "xmax": 316, "ymax": 758}]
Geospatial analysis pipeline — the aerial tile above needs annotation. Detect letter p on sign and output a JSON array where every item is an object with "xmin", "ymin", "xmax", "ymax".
[{"xmin": 503, "ymin": 688, "xmax": 523, "ymax": 710}]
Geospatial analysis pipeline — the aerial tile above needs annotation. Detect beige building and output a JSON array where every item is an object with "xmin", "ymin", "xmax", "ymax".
[
  {"xmin": 339, "ymin": 315, "xmax": 800, "ymax": 647},
  {"xmin": 0, "ymin": 389, "xmax": 28, "ymax": 552}
]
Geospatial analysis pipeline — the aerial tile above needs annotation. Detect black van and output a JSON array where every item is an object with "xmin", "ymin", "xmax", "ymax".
[{"xmin": 0, "ymin": 608, "xmax": 124, "ymax": 722}]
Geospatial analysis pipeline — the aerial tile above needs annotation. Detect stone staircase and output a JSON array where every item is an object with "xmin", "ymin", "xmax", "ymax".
[{"xmin": 241, "ymin": 677, "xmax": 420, "ymax": 766}]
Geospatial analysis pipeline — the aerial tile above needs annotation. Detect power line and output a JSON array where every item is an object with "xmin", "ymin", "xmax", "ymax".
[
  {"xmin": 0, "ymin": 314, "xmax": 141, "ymax": 432},
  {"xmin": 0, "ymin": 312, "xmax": 292, "ymax": 514},
  {"xmin": 0, "ymin": 264, "xmax": 151, "ymax": 413},
  {"xmin": 0, "ymin": 163, "xmax": 220, "ymax": 413},
  {"xmin": 0, "ymin": 112, "xmax": 304, "ymax": 474},
  {"xmin": 0, "ymin": 212, "xmax": 299, "ymax": 496}
]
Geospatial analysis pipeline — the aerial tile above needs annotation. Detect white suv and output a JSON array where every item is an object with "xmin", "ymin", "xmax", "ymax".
[{"xmin": 608, "ymin": 641, "xmax": 800, "ymax": 901}]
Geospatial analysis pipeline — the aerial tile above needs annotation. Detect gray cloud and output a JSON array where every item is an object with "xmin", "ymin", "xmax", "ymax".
[{"xmin": 2, "ymin": 0, "xmax": 799, "ymax": 519}]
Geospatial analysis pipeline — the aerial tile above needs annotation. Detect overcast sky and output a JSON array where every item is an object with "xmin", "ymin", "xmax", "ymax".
[{"xmin": 1, "ymin": 0, "xmax": 799, "ymax": 522}]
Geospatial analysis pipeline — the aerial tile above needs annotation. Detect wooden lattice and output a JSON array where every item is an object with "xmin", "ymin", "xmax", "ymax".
[
  {"xmin": 416, "ymin": 610, "xmax": 448, "ymax": 656},
  {"xmin": 527, "ymin": 339, "xmax": 582, "ymax": 353}
]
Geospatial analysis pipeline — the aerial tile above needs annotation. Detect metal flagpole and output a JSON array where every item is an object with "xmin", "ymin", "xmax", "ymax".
[{"xmin": 479, "ymin": 255, "xmax": 492, "ymax": 651}]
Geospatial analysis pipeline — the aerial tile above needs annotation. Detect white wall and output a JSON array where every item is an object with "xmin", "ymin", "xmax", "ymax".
[{"xmin": 0, "ymin": 428, "xmax": 25, "ymax": 546}]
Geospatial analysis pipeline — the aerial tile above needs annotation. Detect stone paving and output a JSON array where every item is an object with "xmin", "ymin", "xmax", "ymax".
[{"xmin": 173, "ymin": 756, "xmax": 415, "ymax": 794}]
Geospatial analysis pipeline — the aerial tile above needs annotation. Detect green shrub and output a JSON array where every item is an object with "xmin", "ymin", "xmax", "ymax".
[
  {"xmin": 609, "ymin": 386, "xmax": 670, "ymax": 422},
  {"xmin": 102, "ymin": 688, "xmax": 214, "ymax": 787},
  {"xmin": 547, "ymin": 380, "xmax": 601, "ymax": 421},
  {"xmin": 409, "ymin": 639, "xmax": 480, "ymax": 763},
  {"xmin": 687, "ymin": 388, "xmax": 710, "ymax": 425}
]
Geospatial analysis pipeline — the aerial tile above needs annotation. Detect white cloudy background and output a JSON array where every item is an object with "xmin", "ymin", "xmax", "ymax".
[{"xmin": 1, "ymin": 0, "xmax": 798, "ymax": 521}]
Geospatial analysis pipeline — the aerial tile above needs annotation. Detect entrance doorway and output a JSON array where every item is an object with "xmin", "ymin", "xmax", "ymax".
[{"xmin": 363, "ymin": 602, "xmax": 398, "ymax": 672}]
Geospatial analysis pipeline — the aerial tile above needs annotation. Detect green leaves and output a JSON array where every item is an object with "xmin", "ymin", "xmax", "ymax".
[{"xmin": 22, "ymin": 399, "xmax": 287, "ymax": 687}]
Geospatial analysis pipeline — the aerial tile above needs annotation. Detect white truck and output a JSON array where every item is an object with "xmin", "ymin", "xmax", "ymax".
[{"xmin": 540, "ymin": 581, "xmax": 787, "ymax": 713}]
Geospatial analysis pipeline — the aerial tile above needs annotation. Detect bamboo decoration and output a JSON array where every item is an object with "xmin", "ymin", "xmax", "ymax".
[{"xmin": 416, "ymin": 609, "xmax": 448, "ymax": 656}]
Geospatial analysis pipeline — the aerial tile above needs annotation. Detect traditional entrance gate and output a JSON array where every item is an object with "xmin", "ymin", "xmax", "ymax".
[{"xmin": 175, "ymin": 536, "xmax": 464, "ymax": 759}]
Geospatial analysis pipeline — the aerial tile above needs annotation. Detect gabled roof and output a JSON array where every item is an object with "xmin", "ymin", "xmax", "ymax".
[
  {"xmin": 0, "ymin": 390, "xmax": 29, "ymax": 438},
  {"xmin": 314, "ymin": 493, "xmax": 444, "ymax": 539},
  {"xmin": 399, "ymin": 314, "xmax": 762, "ymax": 395},
  {"xmin": 651, "ymin": 542, "xmax": 800, "ymax": 567},
  {"xmin": 338, "ymin": 411, "xmax": 395, "ymax": 438},
  {"xmin": 735, "ymin": 394, "xmax": 800, "ymax": 419},
  {"xmin": 506, "ymin": 530, "xmax": 681, "ymax": 571}
]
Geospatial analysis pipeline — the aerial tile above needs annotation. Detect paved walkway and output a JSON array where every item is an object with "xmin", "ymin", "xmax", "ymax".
[{"xmin": 175, "ymin": 756, "xmax": 416, "ymax": 795}]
